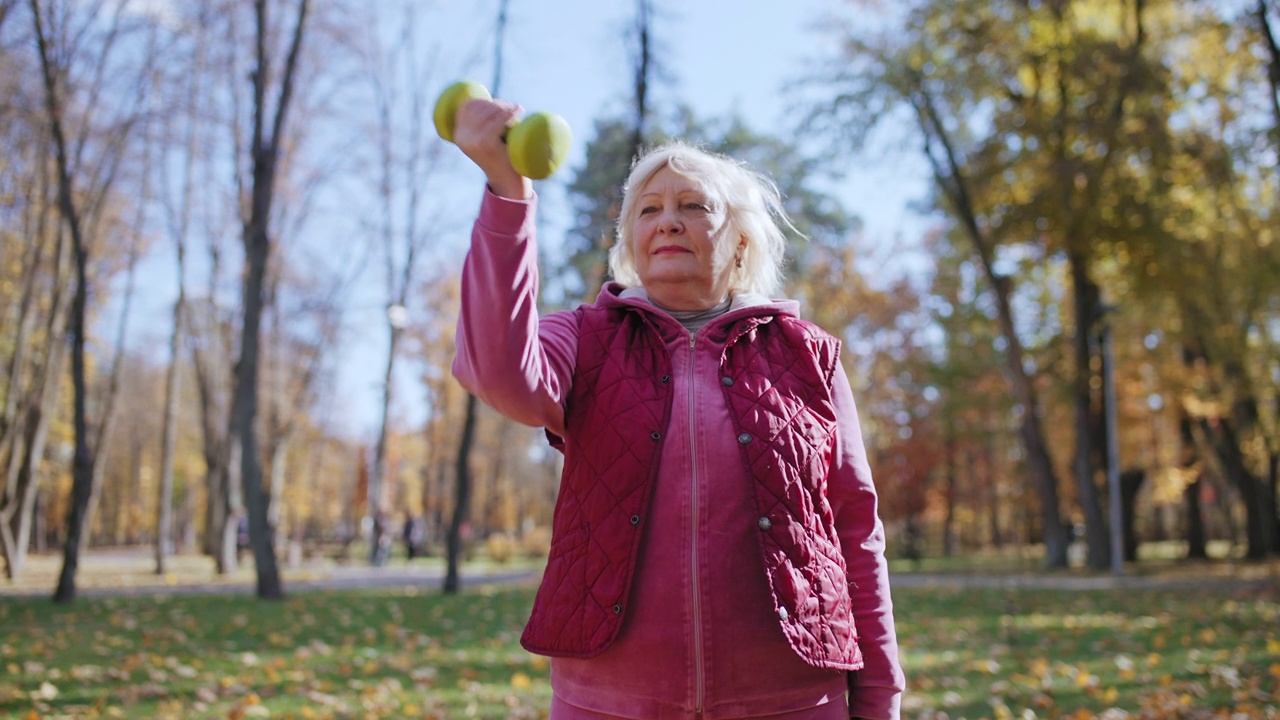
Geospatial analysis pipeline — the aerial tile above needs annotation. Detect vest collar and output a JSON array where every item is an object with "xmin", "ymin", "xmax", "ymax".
[{"xmin": 598, "ymin": 282, "xmax": 802, "ymax": 333}]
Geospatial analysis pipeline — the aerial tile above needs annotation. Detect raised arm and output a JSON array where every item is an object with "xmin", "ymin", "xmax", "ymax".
[
  {"xmin": 451, "ymin": 190, "xmax": 576, "ymax": 437},
  {"xmin": 446, "ymin": 95, "xmax": 577, "ymax": 436}
]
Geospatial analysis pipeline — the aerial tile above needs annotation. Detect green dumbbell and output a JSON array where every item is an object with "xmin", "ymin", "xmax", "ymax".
[{"xmin": 433, "ymin": 80, "xmax": 572, "ymax": 180}]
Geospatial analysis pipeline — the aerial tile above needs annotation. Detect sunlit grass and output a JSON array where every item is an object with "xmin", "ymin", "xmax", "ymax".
[
  {"xmin": 896, "ymin": 584, "xmax": 1279, "ymax": 718},
  {"xmin": 2, "ymin": 555, "xmax": 1276, "ymax": 719},
  {"xmin": 2, "ymin": 584, "xmax": 551, "ymax": 719}
]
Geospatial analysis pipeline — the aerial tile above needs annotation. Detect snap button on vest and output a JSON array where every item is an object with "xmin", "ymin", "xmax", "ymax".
[
  {"xmin": 650, "ymin": 432, "xmax": 661, "ymax": 441},
  {"xmin": 630, "ymin": 515, "xmax": 640, "ymax": 526},
  {"xmin": 720, "ymin": 376, "xmax": 734, "ymax": 386},
  {"xmin": 758, "ymin": 516, "xmax": 772, "ymax": 531},
  {"xmin": 738, "ymin": 433, "xmax": 752, "ymax": 444},
  {"xmin": 613, "ymin": 604, "xmax": 623, "ymax": 615}
]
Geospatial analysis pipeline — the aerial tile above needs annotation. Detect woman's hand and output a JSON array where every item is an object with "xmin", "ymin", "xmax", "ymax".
[{"xmin": 453, "ymin": 97, "xmax": 533, "ymax": 200}]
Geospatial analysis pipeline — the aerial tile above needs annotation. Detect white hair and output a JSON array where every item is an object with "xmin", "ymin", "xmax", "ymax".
[{"xmin": 608, "ymin": 140, "xmax": 793, "ymax": 297}]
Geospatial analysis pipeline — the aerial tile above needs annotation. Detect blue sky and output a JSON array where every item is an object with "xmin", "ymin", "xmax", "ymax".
[
  {"xmin": 122, "ymin": 0, "xmax": 934, "ymax": 441},
  {"xmin": 315, "ymin": 0, "xmax": 934, "ymax": 439},
  {"xmin": 415, "ymin": 0, "xmax": 930, "ymax": 250}
]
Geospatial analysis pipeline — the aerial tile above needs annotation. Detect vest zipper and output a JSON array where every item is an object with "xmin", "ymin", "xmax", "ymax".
[{"xmin": 687, "ymin": 330, "xmax": 705, "ymax": 714}]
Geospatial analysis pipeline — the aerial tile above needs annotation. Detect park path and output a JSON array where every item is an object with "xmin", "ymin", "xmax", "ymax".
[
  {"xmin": 891, "ymin": 570, "xmax": 1277, "ymax": 591},
  {"xmin": 3, "ymin": 560, "xmax": 1274, "ymax": 599},
  {"xmin": 0, "ymin": 563, "xmax": 540, "ymax": 599}
]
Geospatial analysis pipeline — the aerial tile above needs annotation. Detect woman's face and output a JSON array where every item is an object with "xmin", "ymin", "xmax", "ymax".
[{"xmin": 631, "ymin": 166, "xmax": 741, "ymax": 311}]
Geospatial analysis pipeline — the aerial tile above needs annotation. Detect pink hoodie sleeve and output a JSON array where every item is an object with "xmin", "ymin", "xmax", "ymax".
[
  {"xmin": 828, "ymin": 363, "xmax": 906, "ymax": 720},
  {"xmin": 451, "ymin": 189, "xmax": 578, "ymax": 438}
]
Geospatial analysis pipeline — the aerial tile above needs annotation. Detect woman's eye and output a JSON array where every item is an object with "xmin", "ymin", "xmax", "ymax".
[
  {"xmin": 639, "ymin": 206, "xmax": 659, "ymax": 215},
  {"xmin": 685, "ymin": 202, "xmax": 707, "ymax": 211}
]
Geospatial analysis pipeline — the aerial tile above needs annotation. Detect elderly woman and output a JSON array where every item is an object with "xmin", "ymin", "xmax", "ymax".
[{"xmin": 451, "ymin": 98, "xmax": 904, "ymax": 720}]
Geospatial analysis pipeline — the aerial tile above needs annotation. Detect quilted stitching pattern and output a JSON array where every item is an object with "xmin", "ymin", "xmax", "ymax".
[
  {"xmin": 721, "ymin": 317, "xmax": 862, "ymax": 670},
  {"xmin": 521, "ymin": 304, "xmax": 860, "ymax": 671},
  {"xmin": 521, "ymin": 306, "xmax": 673, "ymax": 657}
]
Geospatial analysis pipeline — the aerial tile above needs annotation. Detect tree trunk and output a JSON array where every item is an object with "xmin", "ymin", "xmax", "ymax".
[
  {"xmin": 234, "ymin": 186, "xmax": 280, "ymax": 594},
  {"xmin": 220, "ymin": 441, "xmax": 240, "ymax": 573},
  {"xmin": 230, "ymin": 0, "xmax": 311, "ymax": 601},
  {"xmin": 191, "ymin": 322, "xmax": 235, "ymax": 572},
  {"xmin": 1201, "ymin": 415, "xmax": 1277, "ymax": 559},
  {"xmin": 581, "ymin": 0, "xmax": 651, "ymax": 298},
  {"xmin": 942, "ymin": 430, "xmax": 957, "ymax": 557},
  {"xmin": 78, "ymin": 234, "xmax": 139, "ymax": 555},
  {"xmin": 631, "ymin": 0, "xmax": 651, "ymax": 158},
  {"xmin": 205, "ymin": 436, "xmax": 235, "ymax": 573},
  {"xmin": 368, "ymin": 325, "xmax": 400, "ymax": 562},
  {"xmin": 1257, "ymin": 0, "xmax": 1280, "ymax": 161},
  {"xmin": 155, "ymin": 290, "xmax": 184, "ymax": 574},
  {"xmin": 482, "ymin": 420, "xmax": 515, "ymax": 536},
  {"xmin": 1070, "ymin": 255, "xmax": 1110, "ymax": 570},
  {"xmin": 1270, "ymin": 450, "xmax": 1279, "ymax": 550},
  {"xmin": 903, "ymin": 514, "xmax": 922, "ymax": 565},
  {"xmin": 365, "ymin": 5, "xmax": 434, "ymax": 560},
  {"xmin": 1, "ymin": 227, "xmax": 70, "ymax": 580},
  {"xmin": 156, "ymin": 17, "xmax": 201, "ymax": 573},
  {"xmin": 267, "ymin": 434, "xmax": 288, "ymax": 538},
  {"xmin": 1120, "ymin": 468, "xmax": 1145, "ymax": 562},
  {"xmin": 232, "ymin": 204, "xmax": 282, "ymax": 598},
  {"xmin": 50, "ymin": 253, "xmax": 93, "ymax": 602},
  {"xmin": 30, "ymin": 0, "xmax": 97, "ymax": 604},
  {"xmin": 181, "ymin": 474, "xmax": 198, "ymax": 553},
  {"xmin": 1, "ymin": 341, "xmax": 67, "ymax": 579},
  {"xmin": 51, "ymin": 194, "xmax": 93, "ymax": 603},
  {"xmin": 909, "ymin": 83, "xmax": 1069, "ymax": 568},
  {"xmin": 0, "ymin": 216, "xmax": 47, "ymax": 463},
  {"xmin": 986, "ymin": 434, "xmax": 1003, "ymax": 549},
  {"xmin": 445, "ymin": 393, "xmax": 479, "ymax": 594},
  {"xmin": 1184, "ymin": 476, "xmax": 1208, "ymax": 560}
]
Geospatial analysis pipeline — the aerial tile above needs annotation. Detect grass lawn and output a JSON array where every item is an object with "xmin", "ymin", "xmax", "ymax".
[
  {"xmin": 896, "ymin": 582, "xmax": 1278, "ymax": 719},
  {"xmin": 1, "ymin": 564, "xmax": 1277, "ymax": 719}
]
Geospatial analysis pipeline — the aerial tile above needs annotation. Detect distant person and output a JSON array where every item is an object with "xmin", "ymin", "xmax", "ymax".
[
  {"xmin": 403, "ymin": 512, "xmax": 423, "ymax": 560},
  {"xmin": 450, "ymin": 97, "xmax": 904, "ymax": 720}
]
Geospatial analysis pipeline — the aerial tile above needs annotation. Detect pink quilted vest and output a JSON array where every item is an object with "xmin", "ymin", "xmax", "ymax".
[{"xmin": 520, "ymin": 301, "xmax": 863, "ymax": 671}]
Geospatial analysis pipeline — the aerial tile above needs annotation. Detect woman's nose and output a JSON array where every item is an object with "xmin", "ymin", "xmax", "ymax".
[{"xmin": 657, "ymin": 208, "xmax": 683, "ymax": 234}]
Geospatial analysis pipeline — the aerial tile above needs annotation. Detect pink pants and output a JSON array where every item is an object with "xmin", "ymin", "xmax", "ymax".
[{"xmin": 549, "ymin": 694, "xmax": 850, "ymax": 720}]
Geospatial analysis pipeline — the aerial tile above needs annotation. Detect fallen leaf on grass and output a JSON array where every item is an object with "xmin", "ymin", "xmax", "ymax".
[
  {"xmin": 1073, "ymin": 669, "xmax": 1097, "ymax": 688},
  {"xmin": 228, "ymin": 692, "xmax": 265, "ymax": 720}
]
